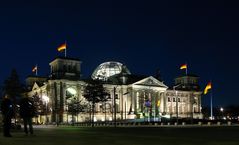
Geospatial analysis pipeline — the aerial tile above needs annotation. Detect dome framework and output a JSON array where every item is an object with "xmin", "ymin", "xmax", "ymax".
[{"xmin": 91, "ymin": 61, "xmax": 131, "ymax": 81}]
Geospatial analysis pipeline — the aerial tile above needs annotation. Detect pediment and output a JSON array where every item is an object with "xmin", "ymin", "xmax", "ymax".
[
  {"xmin": 133, "ymin": 76, "xmax": 168, "ymax": 88},
  {"xmin": 32, "ymin": 82, "xmax": 40, "ymax": 91}
]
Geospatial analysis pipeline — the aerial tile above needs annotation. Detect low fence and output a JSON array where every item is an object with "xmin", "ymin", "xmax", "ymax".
[{"xmin": 64, "ymin": 121, "xmax": 238, "ymax": 127}]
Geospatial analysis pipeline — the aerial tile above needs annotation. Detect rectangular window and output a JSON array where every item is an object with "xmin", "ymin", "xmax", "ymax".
[
  {"xmin": 178, "ymin": 98, "xmax": 180, "ymax": 102},
  {"xmin": 173, "ymin": 98, "xmax": 176, "ymax": 102}
]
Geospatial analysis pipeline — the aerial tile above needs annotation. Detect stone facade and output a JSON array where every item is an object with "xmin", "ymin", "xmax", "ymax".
[{"xmin": 26, "ymin": 57, "xmax": 202, "ymax": 124}]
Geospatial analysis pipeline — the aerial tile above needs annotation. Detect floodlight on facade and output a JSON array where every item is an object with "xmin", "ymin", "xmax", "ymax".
[
  {"xmin": 42, "ymin": 95, "xmax": 49, "ymax": 103},
  {"xmin": 66, "ymin": 88, "xmax": 77, "ymax": 95}
]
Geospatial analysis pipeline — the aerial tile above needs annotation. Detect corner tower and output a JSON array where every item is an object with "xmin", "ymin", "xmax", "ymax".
[
  {"xmin": 49, "ymin": 57, "xmax": 82, "ymax": 80},
  {"xmin": 174, "ymin": 74, "xmax": 200, "ymax": 91}
]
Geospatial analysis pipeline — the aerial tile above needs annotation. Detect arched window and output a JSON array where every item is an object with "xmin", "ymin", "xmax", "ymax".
[{"xmin": 66, "ymin": 87, "xmax": 77, "ymax": 100}]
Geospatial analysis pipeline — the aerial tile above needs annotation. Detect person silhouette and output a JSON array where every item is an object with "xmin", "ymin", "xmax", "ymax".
[
  {"xmin": 19, "ymin": 97, "xmax": 35, "ymax": 135},
  {"xmin": 1, "ymin": 94, "xmax": 14, "ymax": 137}
]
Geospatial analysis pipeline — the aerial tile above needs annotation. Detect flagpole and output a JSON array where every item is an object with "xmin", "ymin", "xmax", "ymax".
[
  {"xmin": 65, "ymin": 40, "xmax": 67, "ymax": 57},
  {"xmin": 36, "ymin": 64, "xmax": 38, "ymax": 76},
  {"xmin": 210, "ymin": 85, "xmax": 213, "ymax": 120},
  {"xmin": 64, "ymin": 45, "xmax": 67, "ymax": 57},
  {"xmin": 186, "ymin": 63, "xmax": 188, "ymax": 75}
]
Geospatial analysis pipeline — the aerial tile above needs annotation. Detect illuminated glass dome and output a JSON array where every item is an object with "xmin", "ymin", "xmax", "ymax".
[{"xmin": 91, "ymin": 61, "xmax": 131, "ymax": 81}]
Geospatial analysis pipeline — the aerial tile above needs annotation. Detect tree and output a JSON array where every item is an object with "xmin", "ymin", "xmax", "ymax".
[
  {"xmin": 67, "ymin": 99, "xmax": 87, "ymax": 124},
  {"xmin": 83, "ymin": 80, "xmax": 109, "ymax": 127},
  {"xmin": 3, "ymin": 69, "xmax": 23, "ymax": 101},
  {"xmin": 29, "ymin": 93, "xmax": 53, "ymax": 124},
  {"xmin": 2, "ymin": 69, "xmax": 24, "ymax": 123}
]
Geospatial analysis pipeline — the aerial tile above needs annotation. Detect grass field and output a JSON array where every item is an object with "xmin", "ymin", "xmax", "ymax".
[{"xmin": 1, "ymin": 126, "xmax": 239, "ymax": 145}]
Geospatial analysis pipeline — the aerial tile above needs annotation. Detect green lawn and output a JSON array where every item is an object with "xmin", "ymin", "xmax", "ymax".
[{"xmin": 1, "ymin": 126, "xmax": 239, "ymax": 145}]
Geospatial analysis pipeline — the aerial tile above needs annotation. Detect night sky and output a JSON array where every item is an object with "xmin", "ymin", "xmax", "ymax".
[{"xmin": 0, "ymin": 1, "xmax": 238, "ymax": 107}]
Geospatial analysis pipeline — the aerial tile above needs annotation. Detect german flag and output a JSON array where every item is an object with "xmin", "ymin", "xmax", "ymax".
[
  {"xmin": 57, "ymin": 42, "xmax": 66, "ymax": 52},
  {"xmin": 32, "ymin": 65, "xmax": 38, "ymax": 72},
  {"xmin": 204, "ymin": 82, "xmax": 212, "ymax": 94},
  {"xmin": 180, "ymin": 64, "xmax": 187, "ymax": 70}
]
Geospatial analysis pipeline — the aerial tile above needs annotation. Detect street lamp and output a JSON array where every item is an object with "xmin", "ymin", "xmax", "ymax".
[
  {"xmin": 220, "ymin": 107, "xmax": 224, "ymax": 119},
  {"xmin": 220, "ymin": 107, "xmax": 224, "ymax": 112},
  {"xmin": 173, "ymin": 84, "xmax": 182, "ymax": 125}
]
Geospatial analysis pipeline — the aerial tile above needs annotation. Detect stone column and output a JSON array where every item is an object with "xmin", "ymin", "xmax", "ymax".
[
  {"xmin": 187, "ymin": 94, "xmax": 190, "ymax": 117},
  {"xmin": 198, "ymin": 95, "xmax": 201, "ymax": 113},
  {"xmin": 53, "ymin": 82, "xmax": 58, "ymax": 123},
  {"xmin": 59, "ymin": 82, "xmax": 64, "ymax": 123},
  {"xmin": 163, "ymin": 92, "xmax": 166, "ymax": 114},
  {"xmin": 132, "ymin": 90, "xmax": 136, "ymax": 113},
  {"xmin": 171, "ymin": 93, "xmax": 173, "ymax": 115},
  {"xmin": 77, "ymin": 83, "xmax": 81, "ymax": 100},
  {"xmin": 128, "ymin": 88, "xmax": 133, "ymax": 114},
  {"xmin": 135, "ymin": 91, "xmax": 139, "ymax": 113},
  {"xmin": 121, "ymin": 88, "xmax": 123, "ymax": 120}
]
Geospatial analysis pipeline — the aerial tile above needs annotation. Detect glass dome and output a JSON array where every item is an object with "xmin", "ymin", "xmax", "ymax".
[{"xmin": 91, "ymin": 61, "xmax": 131, "ymax": 81}]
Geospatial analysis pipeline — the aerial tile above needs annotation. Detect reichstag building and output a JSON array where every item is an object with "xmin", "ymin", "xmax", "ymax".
[{"xmin": 26, "ymin": 57, "xmax": 202, "ymax": 124}]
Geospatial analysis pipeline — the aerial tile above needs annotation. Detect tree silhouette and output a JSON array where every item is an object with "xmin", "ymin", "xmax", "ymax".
[
  {"xmin": 3, "ymin": 69, "xmax": 23, "ymax": 101},
  {"xmin": 2, "ymin": 69, "xmax": 24, "ymax": 123}
]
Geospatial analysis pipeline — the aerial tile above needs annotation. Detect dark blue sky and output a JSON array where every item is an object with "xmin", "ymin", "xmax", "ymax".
[{"xmin": 0, "ymin": 0, "xmax": 238, "ymax": 106}]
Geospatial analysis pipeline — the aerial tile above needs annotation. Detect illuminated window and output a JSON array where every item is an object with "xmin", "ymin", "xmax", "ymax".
[{"xmin": 66, "ymin": 87, "xmax": 77, "ymax": 99}]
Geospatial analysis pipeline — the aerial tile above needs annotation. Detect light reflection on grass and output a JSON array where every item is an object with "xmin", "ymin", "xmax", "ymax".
[{"xmin": 0, "ymin": 126, "xmax": 239, "ymax": 145}]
